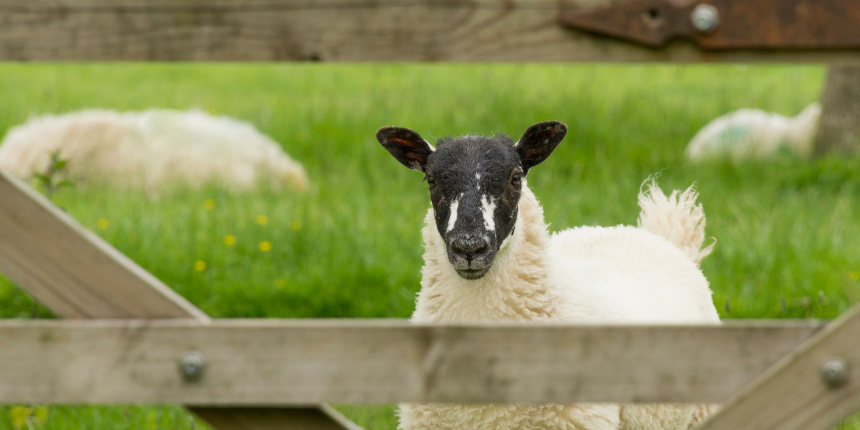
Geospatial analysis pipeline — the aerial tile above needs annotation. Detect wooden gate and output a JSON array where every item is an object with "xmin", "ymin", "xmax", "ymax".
[{"xmin": 1, "ymin": 1, "xmax": 859, "ymax": 429}]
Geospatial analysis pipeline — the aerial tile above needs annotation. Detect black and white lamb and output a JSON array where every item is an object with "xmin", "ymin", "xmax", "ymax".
[{"xmin": 377, "ymin": 121, "xmax": 720, "ymax": 430}]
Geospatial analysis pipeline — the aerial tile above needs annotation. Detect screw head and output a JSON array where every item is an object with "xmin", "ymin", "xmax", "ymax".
[
  {"xmin": 179, "ymin": 350, "xmax": 206, "ymax": 381},
  {"xmin": 690, "ymin": 4, "xmax": 719, "ymax": 33},
  {"xmin": 821, "ymin": 357, "xmax": 849, "ymax": 388}
]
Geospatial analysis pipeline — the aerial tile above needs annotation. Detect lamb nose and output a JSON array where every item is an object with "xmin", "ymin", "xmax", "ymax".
[{"xmin": 451, "ymin": 238, "xmax": 489, "ymax": 259}]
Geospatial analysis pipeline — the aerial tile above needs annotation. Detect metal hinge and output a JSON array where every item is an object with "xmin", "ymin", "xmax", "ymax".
[{"xmin": 560, "ymin": 0, "xmax": 860, "ymax": 49}]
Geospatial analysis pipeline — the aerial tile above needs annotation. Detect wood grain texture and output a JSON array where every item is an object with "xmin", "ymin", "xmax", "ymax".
[
  {"xmin": 192, "ymin": 406, "xmax": 365, "ymax": 430},
  {"xmin": 0, "ymin": 319, "xmax": 822, "ymax": 404},
  {"xmin": 698, "ymin": 305, "xmax": 860, "ymax": 430},
  {"xmin": 0, "ymin": 168, "xmax": 357, "ymax": 429},
  {"xmin": 1, "ymin": 0, "xmax": 859, "ymax": 62},
  {"xmin": 815, "ymin": 65, "xmax": 860, "ymax": 156},
  {"xmin": 0, "ymin": 168, "xmax": 208, "ymax": 320}
]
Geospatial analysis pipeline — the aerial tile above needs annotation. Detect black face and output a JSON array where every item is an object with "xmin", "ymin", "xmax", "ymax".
[{"xmin": 377, "ymin": 121, "xmax": 567, "ymax": 280}]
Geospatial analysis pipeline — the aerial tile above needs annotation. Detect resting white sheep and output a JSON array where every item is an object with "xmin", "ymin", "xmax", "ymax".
[
  {"xmin": 685, "ymin": 103, "xmax": 821, "ymax": 162},
  {"xmin": 0, "ymin": 109, "xmax": 308, "ymax": 192},
  {"xmin": 377, "ymin": 121, "xmax": 720, "ymax": 430}
]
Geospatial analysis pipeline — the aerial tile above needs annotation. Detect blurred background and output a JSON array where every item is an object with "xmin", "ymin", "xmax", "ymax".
[{"xmin": 0, "ymin": 63, "xmax": 857, "ymax": 429}]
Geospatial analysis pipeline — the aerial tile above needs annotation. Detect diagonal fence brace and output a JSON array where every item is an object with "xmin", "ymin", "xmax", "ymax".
[
  {"xmin": 0, "ymin": 167, "xmax": 361, "ymax": 430},
  {"xmin": 698, "ymin": 297, "xmax": 860, "ymax": 430}
]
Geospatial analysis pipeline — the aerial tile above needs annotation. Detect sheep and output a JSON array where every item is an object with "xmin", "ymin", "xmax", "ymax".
[
  {"xmin": 0, "ymin": 109, "xmax": 308, "ymax": 192},
  {"xmin": 685, "ymin": 103, "xmax": 821, "ymax": 162},
  {"xmin": 376, "ymin": 121, "xmax": 720, "ymax": 430}
]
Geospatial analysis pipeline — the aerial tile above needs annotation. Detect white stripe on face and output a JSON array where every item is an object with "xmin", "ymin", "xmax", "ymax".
[
  {"xmin": 481, "ymin": 195, "xmax": 496, "ymax": 232},
  {"xmin": 446, "ymin": 197, "xmax": 460, "ymax": 232}
]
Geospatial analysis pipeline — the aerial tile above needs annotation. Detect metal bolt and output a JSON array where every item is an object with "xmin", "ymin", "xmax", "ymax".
[
  {"xmin": 821, "ymin": 357, "xmax": 849, "ymax": 388},
  {"xmin": 179, "ymin": 350, "xmax": 206, "ymax": 381},
  {"xmin": 690, "ymin": 4, "xmax": 719, "ymax": 33}
]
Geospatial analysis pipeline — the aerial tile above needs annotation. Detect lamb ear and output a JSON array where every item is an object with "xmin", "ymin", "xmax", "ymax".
[
  {"xmin": 515, "ymin": 121, "xmax": 567, "ymax": 174},
  {"xmin": 376, "ymin": 126, "xmax": 435, "ymax": 172}
]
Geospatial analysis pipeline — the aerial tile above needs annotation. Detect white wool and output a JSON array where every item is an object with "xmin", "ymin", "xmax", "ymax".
[
  {"xmin": 0, "ymin": 109, "xmax": 309, "ymax": 192},
  {"xmin": 400, "ymin": 180, "xmax": 720, "ymax": 430},
  {"xmin": 685, "ymin": 103, "xmax": 821, "ymax": 162},
  {"xmin": 637, "ymin": 179, "xmax": 713, "ymax": 266}
]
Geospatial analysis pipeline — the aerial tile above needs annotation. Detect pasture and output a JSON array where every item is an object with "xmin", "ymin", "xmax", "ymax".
[{"xmin": 0, "ymin": 63, "xmax": 858, "ymax": 429}]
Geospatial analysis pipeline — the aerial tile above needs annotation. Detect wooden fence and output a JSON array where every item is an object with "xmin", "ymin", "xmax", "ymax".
[
  {"xmin": 2, "ymin": 134, "xmax": 860, "ymax": 430},
  {"xmin": 2, "ymin": 1, "xmax": 860, "ymax": 429},
  {"xmin": 0, "ymin": 319, "xmax": 824, "ymax": 405},
  {"xmin": 1, "ymin": 0, "xmax": 860, "ymax": 63}
]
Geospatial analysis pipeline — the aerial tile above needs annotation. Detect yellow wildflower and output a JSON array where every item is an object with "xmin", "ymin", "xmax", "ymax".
[
  {"xmin": 259, "ymin": 241, "xmax": 272, "ymax": 252},
  {"xmin": 256, "ymin": 215, "xmax": 269, "ymax": 225},
  {"xmin": 291, "ymin": 220, "xmax": 302, "ymax": 231},
  {"xmin": 34, "ymin": 406, "xmax": 48, "ymax": 424},
  {"xmin": 851, "ymin": 271, "xmax": 859, "ymax": 281},
  {"xmin": 204, "ymin": 199, "xmax": 216, "ymax": 210},
  {"xmin": 224, "ymin": 235, "xmax": 236, "ymax": 246},
  {"xmin": 195, "ymin": 260, "xmax": 206, "ymax": 271},
  {"xmin": 10, "ymin": 406, "xmax": 31, "ymax": 430},
  {"xmin": 97, "ymin": 218, "xmax": 109, "ymax": 229}
]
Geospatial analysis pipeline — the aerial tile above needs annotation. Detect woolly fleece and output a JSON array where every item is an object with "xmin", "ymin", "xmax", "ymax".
[
  {"xmin": 685, "ymin": 103, "xmax": 821, "ymax": 162},
  {"xmin": 399, "ymin": 180, "xmax": 719, "ymax": 430},
  {"xmin": 0, "ymin": 109, "xmax": 308, "ymax": 192}
]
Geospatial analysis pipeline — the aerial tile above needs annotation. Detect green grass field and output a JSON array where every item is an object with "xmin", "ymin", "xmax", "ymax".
[{"xmin": 0, "ymin": 63, "xmax": 859, "ymax": 429}]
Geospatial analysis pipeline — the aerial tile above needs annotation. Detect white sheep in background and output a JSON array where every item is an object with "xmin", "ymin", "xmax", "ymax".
[
  {"xmin": 685, "ymin": 103, "xmax": 821, "ymax": 162},
  {"xmin": 0, "ymin": 109, "xmax": 309, "ymax": 192},
  {"xmin": 377, "ymin": 121, "xmax": 720, "ymax": 430}
]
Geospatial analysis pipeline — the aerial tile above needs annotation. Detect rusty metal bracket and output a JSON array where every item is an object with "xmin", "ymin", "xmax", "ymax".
[{"xmin": 560, "ymin": 0, "xmax": 860, "ymax": 49}]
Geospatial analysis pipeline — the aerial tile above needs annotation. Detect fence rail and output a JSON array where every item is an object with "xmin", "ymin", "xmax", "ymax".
[
  {"xmin": 1, "ymin": 0, "xmax": 859, "ymax": 62},
  {"xmin": 0, "ymin": 319, "xmax": 821, "ymax": 404}
]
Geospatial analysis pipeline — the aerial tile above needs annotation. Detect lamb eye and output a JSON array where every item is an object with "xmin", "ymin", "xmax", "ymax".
[
  {"xmin": 425, "ymin": 175, "xmax": 436, "ymax": 186},
  {"xmin": 511, "ymin": 172, "xmax": 523, "ymax": 185}
]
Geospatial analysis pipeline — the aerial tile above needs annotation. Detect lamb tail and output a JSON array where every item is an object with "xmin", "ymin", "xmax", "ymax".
[{"xmin": 637, "ymin": 179, "xmax": 714, "ymax": 266}]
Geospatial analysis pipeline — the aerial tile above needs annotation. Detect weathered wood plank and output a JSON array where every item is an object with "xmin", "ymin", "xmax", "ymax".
[
  {"xmin": 0, "ymin": 168, "xmax": 208, "ymax": 320},
  {"xmin": 815, "ymin": 65, "xmax": 860, "ymax": 156},
  {"xmin": 697, "ymin": 305, "xmax": 860, "ymax": 430},
  {"xmin": 192, "ymin": 406, "xmax": 365, "ymax": 430},
  {"xmin": 1, "ymin": 0, "xmax": 858, "ymax": 62},
  {"xmin": 0, "ymin": 319, "xmax": 822, "ymax": 404}
]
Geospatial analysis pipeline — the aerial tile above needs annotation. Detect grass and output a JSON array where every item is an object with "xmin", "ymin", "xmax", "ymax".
[{"xmin": 0, "ymin": 63, "xmax": 858, "ymax": 429}]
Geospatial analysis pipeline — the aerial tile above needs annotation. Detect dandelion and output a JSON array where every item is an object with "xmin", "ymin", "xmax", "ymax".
[
  {"xmin": 204, "ymin": 199, "xmax": 216, "ymax": 210},
  {"xmin": 276, "ymin": 279, "xmax": 287, "ymax": 289},
  {"xmin": 34, "ymin": 406, "xmax": 48, "ymax": 425},
  {"xmin": 34, "ymin": 406, "xmax": 48, "ymax": 424},
  {"xmin": 10, "ymin": 406, "xmax": 31, "ymax": 430},
  {"xmin": 97, "ymin": 218, "xmax": 109, "ymax": 229},
  {"xmin": 259, "ymin": 241, "xmax": 272, "ymax": 252},
  {"xmin": 224, "ymin": 235, "xmax": 236, "ymax": 246},
  {"xmin": 851, "ymin": 271, "xmax": 859, "ymax": 281},
  {"xmin": 256, "ymin": 215, "xmax": 269, "ymax": 225},
  {"xmin": 291, "ymin": 220, "xmax": 302, "ymax": 231},
  {"xmin": 195, "ymin": 260, "xmax": 206, "ymax": 271}
]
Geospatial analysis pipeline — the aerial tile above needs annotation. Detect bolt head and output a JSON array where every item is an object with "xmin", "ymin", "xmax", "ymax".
[
  {"xmin": 690, "ymin": 4, "xmax": 719, "ymax": 33},
  {"xmin": 821, "ymin": 357, "xmax": 849, "ymax": 388},
  {"xmin": 179, "ymin": 350, "xmax": 206, "ymax": 381}
]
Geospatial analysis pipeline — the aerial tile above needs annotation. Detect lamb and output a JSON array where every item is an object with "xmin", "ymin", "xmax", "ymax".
[
  {"xmin": 0, "ymin": 109, "xmax": 309, "ymax": 192},
  {"xmin": 376, "ymin": 121, "xmax": 721, "ymax": 430}
]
